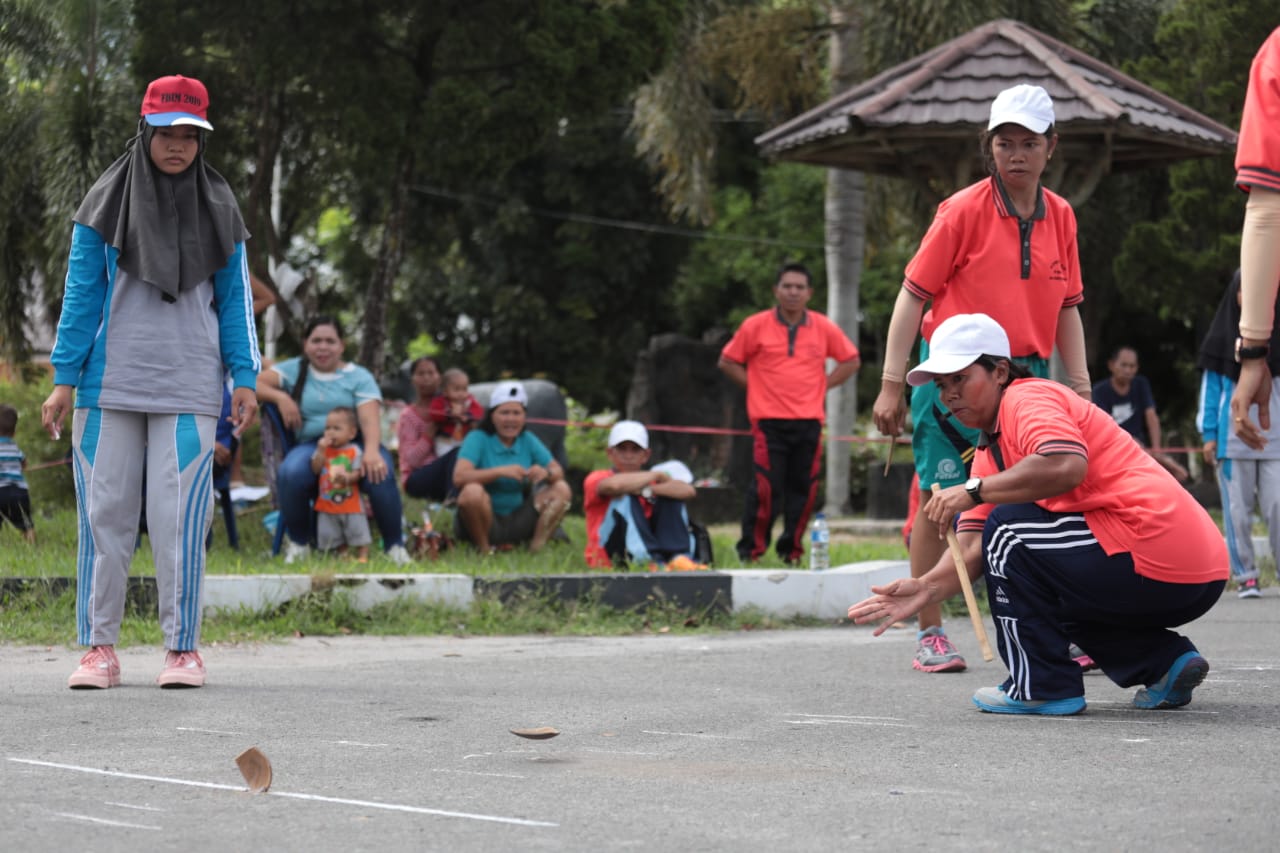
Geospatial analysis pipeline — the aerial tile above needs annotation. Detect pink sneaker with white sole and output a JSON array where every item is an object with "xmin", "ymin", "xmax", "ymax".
[
  {"xmin": 157, "ymin": 650, "xmax": 206, "ymax": 688},
  {"xmin": 68, "ymin": 645, "xmax": 121, "ymax": 689}
]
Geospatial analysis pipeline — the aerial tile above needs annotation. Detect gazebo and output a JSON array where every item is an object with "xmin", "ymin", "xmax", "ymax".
[
  {"xmin": 754, "ymin": 18, "xmax": 1237, "ymax": 516},
  {"xmin": 756, "ymin": 18, "xmax": 1237, "ymax": 205}
]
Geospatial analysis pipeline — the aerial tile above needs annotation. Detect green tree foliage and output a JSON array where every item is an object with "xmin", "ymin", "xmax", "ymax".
[
  {"xmin": 391, "ymin": 115, "xmax": 694, "ymax": 410},
  {"xmin": 0, "ymin": 0, "xmax": 136, "ymax": 374},
  {"xmin": 130, "ymin": 0, "xmax": 684, "ymax": 379},
  {"xmin": 1105, "ymin": 0, "xmax": 1275, "ymax": 424}
]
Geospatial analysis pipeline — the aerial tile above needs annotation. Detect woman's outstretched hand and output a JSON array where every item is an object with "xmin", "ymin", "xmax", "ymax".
[{"xmin": 847, "ymin": 578, "xmax": 931, "ymax": 636}]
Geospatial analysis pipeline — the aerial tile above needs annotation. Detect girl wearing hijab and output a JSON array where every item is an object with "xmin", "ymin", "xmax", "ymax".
[
  {"xmin": 1196, "ymin": 270, "xmax": 1280, "ymax": 598},
  {"xmin": 41, "ymin": 75, "xmax": 260, "ymax": 691}
]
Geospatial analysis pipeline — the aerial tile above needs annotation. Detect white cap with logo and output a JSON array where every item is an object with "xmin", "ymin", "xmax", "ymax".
[
  {"xmin": 488, "ymin": 380, "xmax": 528, "ymax": 409},
  {"xmin": 906, "ymin": 314, "xmax": 1012, "ymax": 386},
  {"xmin": 988, "ymin": 84, "xmax": 1055, "ymax": 134}
]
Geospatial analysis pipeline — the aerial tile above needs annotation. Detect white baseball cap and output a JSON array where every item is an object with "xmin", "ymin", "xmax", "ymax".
[
  {"xmin": 988, "ymin": 84, "xmax": 1054, "ymax": 134},
  {"xmin": 488, "ymin": 380, "xmax": 528, "ymax": 409},
  {"xmin": 607, "ymin": 419, "xmax": 649, "ymax": 449},
  {"xmin": 906, "ymin": 314, "xmax": 1011, "ymax": 386},
  {"xmin": 651, "ymin": 460, "xmax": 693, "ymax": 484}
]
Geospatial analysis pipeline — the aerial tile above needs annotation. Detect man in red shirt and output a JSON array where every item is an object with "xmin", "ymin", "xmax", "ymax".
[{"xmin": 719, "ymin": 263, "xmax": 860, "ymax": 563}]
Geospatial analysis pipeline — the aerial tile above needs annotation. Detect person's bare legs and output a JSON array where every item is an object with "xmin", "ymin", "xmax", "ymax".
[
  {"xmin": 529, "ymin": 480, "xmax": 572, "ymax": 552},
  {"xmin": 909, "ymin": 487, "xmax": 967, "ymax": 672},
  {"xmin": 910, "ymin": 488, "xmax": 946, "ymax": 630},
  {"xmin": 456, "ymin": 483, "xmax": 493, "ymax": 552}
]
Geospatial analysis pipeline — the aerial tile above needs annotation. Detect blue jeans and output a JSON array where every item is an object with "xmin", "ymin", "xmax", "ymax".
[
  {"xmin": 277, "ymin": 441, "xmax": 403, "ymax": 550},
  {"xmin": 403, "ymin": 447, "xmax": 460, "ymax": 502}
]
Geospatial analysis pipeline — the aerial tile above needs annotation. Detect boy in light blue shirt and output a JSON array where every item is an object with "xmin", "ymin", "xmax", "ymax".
[{"xmin": 0, "ymin": 404, "xmax": 35, "ymax": 544}]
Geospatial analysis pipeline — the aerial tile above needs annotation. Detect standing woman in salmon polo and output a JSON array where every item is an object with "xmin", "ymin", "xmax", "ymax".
[{"xmin": 871, "ymin": 84, "xmax": 1091, "ymax": 675}]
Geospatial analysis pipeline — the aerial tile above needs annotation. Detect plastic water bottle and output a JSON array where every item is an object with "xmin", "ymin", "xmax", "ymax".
[{"xmin": 809, "ymin": 513, "xmax": 830, "ymax": 571}]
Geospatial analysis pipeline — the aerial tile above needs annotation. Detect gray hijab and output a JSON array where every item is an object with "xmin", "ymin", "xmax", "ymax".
[{"xmin": 73, "ymin": 123, "xmax": 249, "ymax": 302}]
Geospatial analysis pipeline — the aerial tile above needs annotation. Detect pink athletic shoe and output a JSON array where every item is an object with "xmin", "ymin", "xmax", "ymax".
[
  {"xmin": 68, "ymin": 646, "xmax": 121, "ymax": 689},
  {"xmin": 912, "ymin": 627, "xmax": 967, "ymax": 673},
  {"xmin": 157, "ymin": 650, "xmax": 206, "ymax": 688},
  {"xmin": 1069, "ymin": 643, "xmax": 1100, "ymax": 672}
]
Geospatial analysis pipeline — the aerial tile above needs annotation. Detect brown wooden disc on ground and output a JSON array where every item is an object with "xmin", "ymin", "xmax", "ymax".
[{"xmin": 510, "ymin": 726, "xmax": 560, "ymax": 740}]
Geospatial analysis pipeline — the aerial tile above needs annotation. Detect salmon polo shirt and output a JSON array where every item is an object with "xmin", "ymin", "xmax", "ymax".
[
  {"xmin": 720, "ymin": 307, "xmax": 859, "ymax": 423},
  {"xmin": 1236, "ymin": 26, "xmax": 1280, "ymax": 193},
  {"xmin": 904, "ymin": 176, "xmax": 1083, "ymax": 360},
  {"xmin": 955, "ymin": 379, "xmax": 1227, "ymax": 585}
]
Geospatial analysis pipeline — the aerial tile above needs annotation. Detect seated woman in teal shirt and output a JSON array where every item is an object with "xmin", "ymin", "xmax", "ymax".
[{"xmin": 453, "ymin": 381, "xmax": 571, "ymax": 553}]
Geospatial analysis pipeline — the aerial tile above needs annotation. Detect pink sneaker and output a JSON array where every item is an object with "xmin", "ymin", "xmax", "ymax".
[
  {"xmin": 157, "ymin": 650, "xmax": 206, "ymax": 688},
  {"xmin": 68, "ymin": 646, "xmax": 121, "ymax": 689}
]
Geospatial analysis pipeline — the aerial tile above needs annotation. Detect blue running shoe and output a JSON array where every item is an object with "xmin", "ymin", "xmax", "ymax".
[
  {"xmin": 972, "ymin": 686, "xmax": 1085, "ymax": 716},
  {"xmin": 1133, "ymin": 651, "xmax": 1209, "ymax": 709}
]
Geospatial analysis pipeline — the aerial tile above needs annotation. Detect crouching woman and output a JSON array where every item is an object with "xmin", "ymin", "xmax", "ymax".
[{"xmin": 849, "ymin": 313, "xmax": 1227, "ymax": 716}]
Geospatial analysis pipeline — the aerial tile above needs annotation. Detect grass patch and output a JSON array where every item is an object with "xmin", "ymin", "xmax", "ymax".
[
  {"xmin": 0, "ymin": 498, "xmax": 908, "ymax": 578},
  {"xmin": 1, "ymin": 582, "xmax": 826, "ymax": 648},
  {"xmin": 0, "ymin": 496, "xmax": 906, "ymax": 644}
]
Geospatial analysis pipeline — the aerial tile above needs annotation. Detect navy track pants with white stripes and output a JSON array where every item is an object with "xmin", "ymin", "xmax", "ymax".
[{"xmin": 981, "ymin": 503, "xmax": 1225, "ymax": 701}]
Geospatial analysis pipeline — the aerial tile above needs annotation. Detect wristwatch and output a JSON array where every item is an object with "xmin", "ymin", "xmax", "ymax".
[
  {"xmin": 640, "ymin": 486, "xmax": 654, "ymax": 500},
  {"xmin": 964, "ymin": 477, "xmax": 983, "ymax": 505},
  {"xmin": 1235, "ymin": 337, "xmax": 1270, "ymax": 362}
]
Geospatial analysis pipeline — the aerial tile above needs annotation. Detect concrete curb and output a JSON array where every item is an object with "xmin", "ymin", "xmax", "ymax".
[{"xmin": 3, "ymin": 561, "xmax": 909, "ymax": 620}]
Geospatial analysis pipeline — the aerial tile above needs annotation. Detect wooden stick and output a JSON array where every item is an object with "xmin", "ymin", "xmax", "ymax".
[{"xmin": 931, "ymin": 483, "xmax": 994, "ymax": 661}]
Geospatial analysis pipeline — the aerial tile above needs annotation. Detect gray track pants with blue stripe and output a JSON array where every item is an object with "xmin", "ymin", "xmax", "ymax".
[{"xmin": 72, "ymin": 408, "xmax": 215, "ymax": 650}]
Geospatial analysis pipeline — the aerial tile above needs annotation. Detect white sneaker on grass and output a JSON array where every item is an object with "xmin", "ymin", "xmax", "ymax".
[
  {"xmin": 385, "ymin": 544, "xmax": 413, "ymax": 566},
  {"xmin": 283, "ymin": 539, "xmax": 310, "ymax": 565}
]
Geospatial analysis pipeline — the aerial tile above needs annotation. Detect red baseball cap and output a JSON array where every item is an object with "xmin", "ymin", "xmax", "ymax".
[{"xmin": 140, "ymin": 75, "xmax": 213, "ymax": 131}]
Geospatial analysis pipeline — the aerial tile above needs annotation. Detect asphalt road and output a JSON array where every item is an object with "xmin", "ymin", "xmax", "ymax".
[{"xmin": 2, "ymin": 592, "xmax": 1276, "ymax": 852}]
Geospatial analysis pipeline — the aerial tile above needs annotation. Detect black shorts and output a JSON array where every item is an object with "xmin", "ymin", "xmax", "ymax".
[
  {"xmin": 0, "ymin": 489, "xmax": 34, "ymax": 531},
  {"xmin": 454, "ymin": 498, "xmax": 539, "ymax": 547}
]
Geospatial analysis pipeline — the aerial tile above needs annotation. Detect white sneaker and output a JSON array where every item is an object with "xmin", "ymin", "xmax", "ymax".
[
  {"xmin": 385, "ymin": 544, "xmax": 413, "ymax": 566},
  {"xmin": 282, "ymin": 539, "xmax": 310, "ymax": 565}
]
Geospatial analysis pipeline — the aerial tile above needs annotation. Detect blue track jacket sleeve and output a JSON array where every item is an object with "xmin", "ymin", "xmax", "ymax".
[
  {"xmin": 214, "ymin": 242, "xmax": 262, "ymax": 390},
  {"xmin": 50, "ymin": 223, "xmax": 110, "ymax": 387}
]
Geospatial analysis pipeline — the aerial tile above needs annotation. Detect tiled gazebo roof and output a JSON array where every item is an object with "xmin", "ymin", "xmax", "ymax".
[{"xmin": 756, "ymin": 18, "xmax": 1237, "ymax": 202}]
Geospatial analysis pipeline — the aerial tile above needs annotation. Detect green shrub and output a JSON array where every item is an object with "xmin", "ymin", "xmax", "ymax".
[{"xmin": 562, "ymin": 396, "xmax": 612, "ymax": 473}]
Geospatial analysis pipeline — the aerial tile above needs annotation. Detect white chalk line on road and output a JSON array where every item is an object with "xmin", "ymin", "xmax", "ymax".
[
  {"xmin": 8, "ymin": 758, "xmax": 558, "ymax": 828},
  {"xmin": 787, "ymin": 713, "xmax": 906, "ymax": 721},
  {"xmin": 53, "ymin": 811, "xmax": 162, "ymax": 831},
  {"xmin": 105, "ymin": 801, "xmax": 164, "ymax": 811},
  {"xmin": 431, "ymin": 768, "xmax": 528, "ymax": 779},
  {"xmin": 176, "ymin": 726, "xmax": 244, "ymax": 736},
  {"xmin": 641, "ymin": 730, "xmax": 753, "ymax": 740},
  {"xmin": 784, "ymin": 718, "xmax": 916, "ymax": 728}
]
